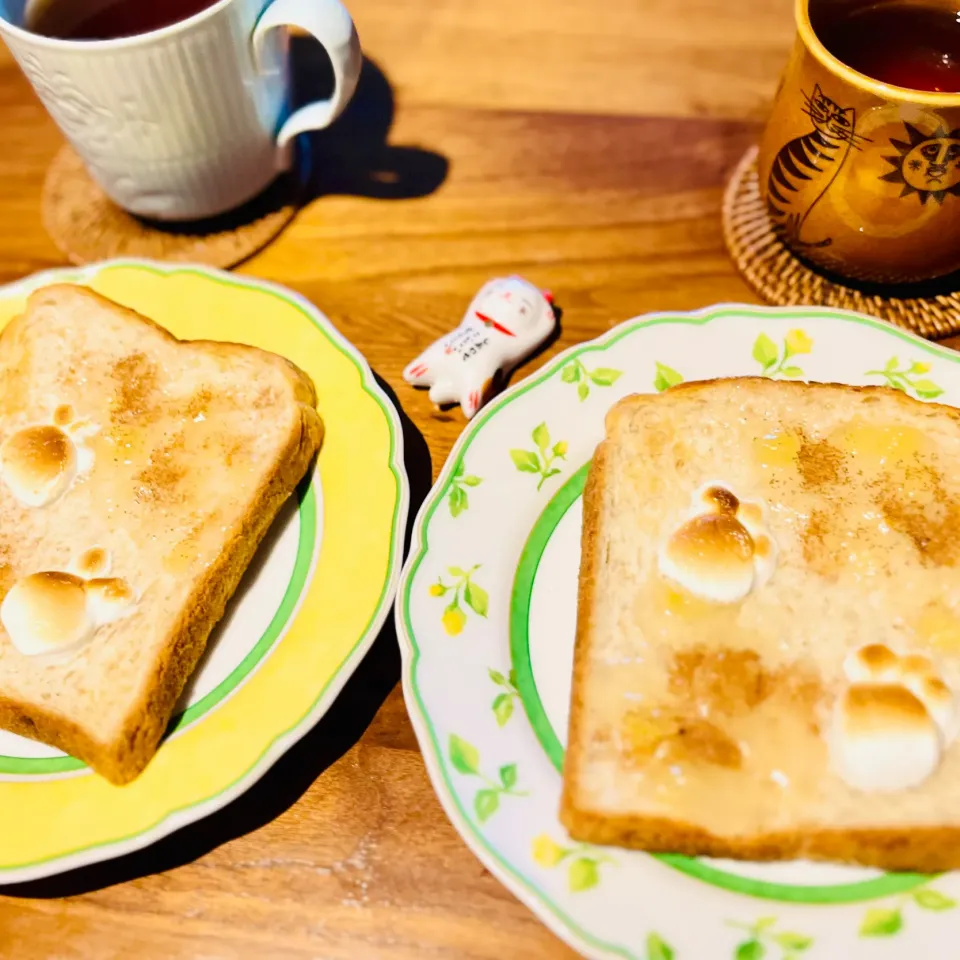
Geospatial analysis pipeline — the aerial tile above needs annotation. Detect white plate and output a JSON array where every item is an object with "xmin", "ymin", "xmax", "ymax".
[{"xmin": 397, "ymin": 304, "xmax": 960, "ymax": 959}]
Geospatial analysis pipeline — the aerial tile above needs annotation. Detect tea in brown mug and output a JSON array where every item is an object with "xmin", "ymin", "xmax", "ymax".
[
  {"xmin": 757, "ymin": 0, "xmax": 960, "ymax": 283},
  {"xmin": 812, "ymin": 1, "xmax": 960, "ymax": 93},
  {"xmin": 28, "ymin": 0, "xmax": 220, "ymax": 40}
]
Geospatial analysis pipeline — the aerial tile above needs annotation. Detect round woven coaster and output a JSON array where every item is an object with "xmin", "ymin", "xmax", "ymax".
[
  {"xmin": 42, "ymin": 144, "xmax": 301, "ymax": 269},
  {"xmin": 722, "ymin": 145, "xmax": 960, "ymax": 339}
]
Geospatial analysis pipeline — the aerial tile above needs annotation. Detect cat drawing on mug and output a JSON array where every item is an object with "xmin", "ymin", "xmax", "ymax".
[{"xmin": 766, "ymin": 84, "xmax": 869, "ymax": 248}]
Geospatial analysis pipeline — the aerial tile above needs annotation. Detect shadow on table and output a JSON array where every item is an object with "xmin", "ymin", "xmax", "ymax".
[
  {"xmin": 129, "ymin": 51, "xmax": 447, "ymax": 242},
  {"xmin": 295, "ymin": 47, "xmax": 449, "ymax": 204},
  {"xmin": 2, "ymin": 377, "xmax": 432, "ymax": 899}
]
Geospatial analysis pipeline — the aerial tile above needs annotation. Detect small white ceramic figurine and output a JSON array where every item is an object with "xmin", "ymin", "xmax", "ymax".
[{"xmin": 404, "ymin": 276, "xmax": 556, "ymax": 418}]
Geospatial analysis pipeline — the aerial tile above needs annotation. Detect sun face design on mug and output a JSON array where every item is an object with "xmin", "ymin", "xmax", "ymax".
[{"xmin": 881, "ymin": 121, "xmax": 960, "ymax": 204}]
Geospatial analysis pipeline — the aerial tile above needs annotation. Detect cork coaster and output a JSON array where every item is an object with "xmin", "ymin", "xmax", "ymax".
[
  {"xmin": 722, "ymin": 145, "xmax": 960, "ymax": 340},
  {"xmin": 42, "ymin": 144, "xmax": 301, "ymax": 269}
]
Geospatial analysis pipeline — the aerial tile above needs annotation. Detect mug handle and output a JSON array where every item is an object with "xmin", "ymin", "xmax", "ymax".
[{"xmin": 253, "ymin": 0, "xmax": 362, "ymax": 157}]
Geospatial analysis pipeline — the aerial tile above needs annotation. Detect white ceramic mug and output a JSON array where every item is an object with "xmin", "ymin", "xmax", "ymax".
[{"xmin": 0, "ymin": 0, "xmax": 362, "ymax": 220}]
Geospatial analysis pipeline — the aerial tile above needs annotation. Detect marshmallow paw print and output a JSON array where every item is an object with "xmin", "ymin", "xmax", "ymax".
[
  {"xmin": 831, "ymin": 643, "xmax": 957, "ymax": 792},
  {"xmin": 1, "ymin": 548, "xmax": 136, "ymax": 661},
  {"xmin": 403, "ymin": 275, "xmax": 556, "ymax": 419},
  {"xmin": 658, "ymin": 484, "xmax": 778, "ymax": 603},
  {"xmin": 0, "ymin": 404, "xmax": 98, "ymax": 507}
]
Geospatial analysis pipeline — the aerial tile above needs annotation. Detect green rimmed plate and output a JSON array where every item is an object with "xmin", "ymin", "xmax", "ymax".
[
  {"xmin": 0, "ymin": 259, "xmax": 408, "ymax": 884},
  {"xmin": 397, "ymin": 304, "xmax": 960, "ymax": 959}
]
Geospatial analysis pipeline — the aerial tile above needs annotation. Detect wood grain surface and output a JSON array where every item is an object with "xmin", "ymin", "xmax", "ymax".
[{"xmin": 0, "ymin": 1, "xmax": 955, "ymax": 957}]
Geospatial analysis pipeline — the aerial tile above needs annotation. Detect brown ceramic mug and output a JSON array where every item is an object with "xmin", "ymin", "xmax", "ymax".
[{"xmin": 757, "ymin": 0, "xmax": 960, "ymax": 284}]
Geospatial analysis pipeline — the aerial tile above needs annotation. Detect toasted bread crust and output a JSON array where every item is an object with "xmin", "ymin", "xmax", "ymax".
[
  {"xmin": 609, "ymin": 374, "xmax": 960, "ymax": 429},
  {"xmin": 562, "ymin": 806, "xmax": 960, "ymax": 873},
  {"xmin": 562, "ymin": 376, "xmax": 960, "ymax": 872},
  {"xmin": 560, "ymin": 438, "xmax": 607, "ymax": 823},
  {"xmin": 0, "ymin": 285, "xmax": 323, "ymax": 784}
]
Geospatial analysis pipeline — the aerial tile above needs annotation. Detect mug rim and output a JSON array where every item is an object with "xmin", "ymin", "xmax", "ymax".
[
  {"xmin": 797, "ymin": 0, "xmax": 960, "ymax": 106},
  {"xmin": 0, "ymin": 0, "xmax": 236, "ymax": 50}
]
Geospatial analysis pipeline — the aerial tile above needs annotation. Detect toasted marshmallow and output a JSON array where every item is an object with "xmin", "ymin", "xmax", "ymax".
[
  {"xmin": 1, "ymin": 563, "xmax": 137, "ymax": 661},
  {"xmin": 0, "ymin": 408, "xmax": 99, "ymax": 509},
  {"xmin": 831, "ymin": 683, "xmax": 941, "ymax": 792},
  {"xmin": 85, "ymin": 577, "xmax": 136, "ymax": 624},
  {"xmin": 905, "ymin": 673, "xmax": 956, "ymax": 741},
  {"xmin": 843, "ymin": 643, "xmax": 957, "ymax": 741},
  {"xmin": 69, "ymin": 547, "xmax": 110, "ymax": 579},
  {"xmin": 0, "ymin": 425, "xmax": 77, "ymax": 507},
  {"xmin": 1, "ymin": 571, "xmax": 92, "ymax": 658},
  {"xmin": 660, "ymin": 513, "xmax": 755, "ymax": 603},
  {"xmin": 658, "ymin": 484, "xmax": 778, "ymax": 604},
  {"xmin": 701, "ymin": 486, "xmax": 739, "ymax": 513},
  {"xmin": 844, "ymin": 643, "xmax": 902, "ymax": 684},
  {"xmin": 52, "ymin": 404, "xmax": 74, "ymax": 427},
  {"xmin": 899, "ymin": 653, "xmax": 938, "ymax": 682}
]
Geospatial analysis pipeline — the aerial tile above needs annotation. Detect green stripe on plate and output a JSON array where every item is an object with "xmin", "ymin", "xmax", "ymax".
[{"xmin": 509, "ymin": 464, "xmax": 931, "ymax": 904}]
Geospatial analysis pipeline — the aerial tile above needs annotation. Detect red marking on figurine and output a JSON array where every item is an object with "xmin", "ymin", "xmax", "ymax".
[{"xmin": 475, "ymin": 311, "xmax": 516, "ymax": 337}]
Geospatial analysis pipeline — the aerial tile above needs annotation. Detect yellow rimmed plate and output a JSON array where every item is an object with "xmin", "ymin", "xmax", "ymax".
[{"xmin": 0, "ymin": 259, "xmax": 408, "ymax": 884}]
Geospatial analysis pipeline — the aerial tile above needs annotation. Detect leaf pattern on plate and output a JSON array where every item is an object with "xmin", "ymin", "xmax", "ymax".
[
  {"xmin": 864, "ymin": 357, "xmax": 944, "ymax": 400},
  {"xmin": 753, "ymin": 329, "xmax": 812, "ymax": 379},
  {"xmin": 448, "ymin": 734, "xmax": 526, "ymax": 822},
  {"xmin": 727, "ymin": 917, "xmax": 812, "ymax": 959},
  {"xmin": 560, "ymin": 358, "xmax": 623, "ymax": 401},
  {"xmin": 510, "ymin": 422, "xmax": 567, "ymax": 491},
  {"xmin": 858, "ymin": 881, "xmax": 956, "ymax": 938},
  {"xmin": 488, "ymin": 667, "xmax": 521, "ymax": 726},
  {"xmin": 430, "ymin": 565, "xmax": 488, "ymax": 635},
  {"xmin": 531, "ymin": 834, "xmax": 616, "ymax": 892},
  {"xmin": 645, "ymin": 932, "xmax": 676, "ymax": 960},
  {"xmin": 447, "ymin": 459, "xmax": 483, "ymax": 517},
  {"xmin": 653, "ymin": 361, "xmax": 684, "ymax": 393}
]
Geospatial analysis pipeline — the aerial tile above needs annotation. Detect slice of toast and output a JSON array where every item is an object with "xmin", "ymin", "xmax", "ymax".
[
  {"xmin": 562, "ymin": 376, "xmax": 960, "ymax": 872},
  {"xmin": 0, "ymin": 285, "xmax": 322, "ymax": 784}
]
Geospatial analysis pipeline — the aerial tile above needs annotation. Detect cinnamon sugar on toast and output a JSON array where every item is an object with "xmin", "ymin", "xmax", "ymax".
[
  {"xmin": 562, "ymin": 377, "xmax": 960, "ymax": 872},
  {"xmin": 0, "ymin": 285, "xmax": 322, "ymax": 784}
]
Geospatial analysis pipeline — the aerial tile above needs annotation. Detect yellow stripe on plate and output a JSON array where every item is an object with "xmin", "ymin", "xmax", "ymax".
[{"xmin": 0, "ymin": 264, "xmax": 399, "ymax": 870}]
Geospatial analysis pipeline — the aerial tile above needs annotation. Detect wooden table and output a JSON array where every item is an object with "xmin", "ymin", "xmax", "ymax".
[{"xmin": 0, "ymin": 1, "xmax": 920, "ymax": 956}]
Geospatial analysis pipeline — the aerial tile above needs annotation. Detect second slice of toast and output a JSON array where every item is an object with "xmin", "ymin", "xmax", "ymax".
[
  {"xmin": 0, "ymin": 285, "xmax": 323, "ymax": 784},
  {"xmin": 562, "ymin": 377, "xmax": 960, "ymax": 872}
]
